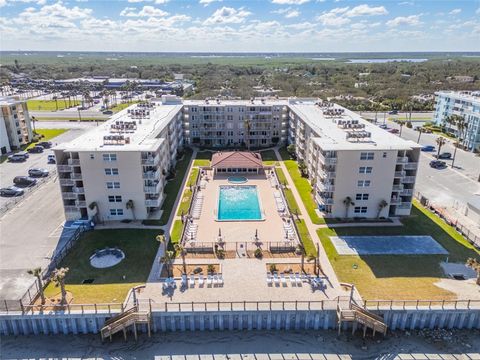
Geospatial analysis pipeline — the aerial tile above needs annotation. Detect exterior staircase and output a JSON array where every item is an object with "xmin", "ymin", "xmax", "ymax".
[
  {"xmin": 337, "ymin": 302, "xmax": 387, "ymax": 337},
  {"xmin": 101, "ymin": 306, "xmax": 152, "ymax": 342}
]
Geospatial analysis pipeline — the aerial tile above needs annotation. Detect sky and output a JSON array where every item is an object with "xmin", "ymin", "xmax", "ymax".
[{"xmin": 0, "ymin": 0, "xmax": 479, "ymax": 52}]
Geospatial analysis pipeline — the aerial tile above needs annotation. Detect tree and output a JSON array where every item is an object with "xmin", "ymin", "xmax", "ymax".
[
  {"xmin": 436, "ymin": 136, "xmax": 446, "ymax": 158},
  {"xmin": 343, "ymin": 196, "xmax": 354, "ymax": 218},
  {"xmin": 156, "ymin": 234, "xmax": 167, "ymax": 253},
  {"xmin": 27, "ymin": 267, "xmax": 45, "ymax": 305},
  {"xmin": 126, "ymin": 199, "xmax": 135, "ymax": 220},
  {"xmin": 377, "ymin": 199, "xmax": 388, "ymax": 218},
  {"xmin": 298, "ymin": 242, "xmax": 305, "ymax": 273},
  {"xmin": 52, "ymin": 96, "xmax": 58, "ymax": 111},
  {"xmin": 160, "ymin": 250, "xmax": 175, "ymax": 278},
  {"xmin": 88, "ymin": 202, "xmax": 100, "ymax": 223},
  {"xmin": 398, "ymin": 120, "xmax": 405, "ymax": 137},
  {"xmin": 244, "ymin": 118, "xmax": 251, "ymax": 150},
  {"xmin": 51, "ymin": 267, "xmax": 69, "ymax": 305},
  {"xmin": 174, "ymin": 244, "xmax": 187, "ymax": 275},
  {"xmin": 466, "ymin": 258, "xmax": 480, "ymax": 285},
  {"xmin": 287, "ymin": 144, "xmax": 296, "ymax": 156},
  {"xmin": 298, "ymin": 160, "xmax": 308, "ymax": 177}
]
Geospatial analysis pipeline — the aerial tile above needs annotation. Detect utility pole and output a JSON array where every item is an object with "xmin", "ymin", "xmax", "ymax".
[
  {"xmin": 417, "ymin": 128, "xmax": 423, "ymax": 143},
  {"xmin": 77, "ymin": 108, "xmax": 82, "ymax": 122}
]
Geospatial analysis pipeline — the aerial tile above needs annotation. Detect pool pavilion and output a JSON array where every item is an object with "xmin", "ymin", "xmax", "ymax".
[{"xmin": 211, "ymin": 151, "xmax": 264, "ymax": 174}]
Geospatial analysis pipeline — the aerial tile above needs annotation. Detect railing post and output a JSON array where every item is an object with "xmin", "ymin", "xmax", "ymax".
[
  {"xmin": 218, "ymin": 301, "xmax": 220, "ymax": 311},
  {"xmin": 19, "ymin": 300, "xmax": 24, "ymax": 314},
  {"xmin": 191, "ymin": 301, "xmax": 194, "ymax": 312},
  {"xmin": 165, "ymin": 302, "xmax": 167, "ymax": 312},
  {"xmin": 416, "ymin": 300, "xmax": 419, "ymax": 309},
  {"xmin": 81, "ymin": 304, "xmax": 84, "ymax": 314},
  {"xmin": 243, "ymin": 301, "xmax": 246, "ymax": 311},
  {"xmin": 269, "ymin": 300, "xmax": 272, "ymax": 311},
  {"xmin": 204, "ymin": 302, "xmax": 206, "ymax": 312},
  {"xmin": 295, "ymin": 300, "xmax": 297, "ymax": 311},
  {"xmin": 4, "ymin": 300, "xmax": 8, "ymax": 314},
  {"xmin": 467, "ymin": 299, "xmax": 471, "ymax": 309}
]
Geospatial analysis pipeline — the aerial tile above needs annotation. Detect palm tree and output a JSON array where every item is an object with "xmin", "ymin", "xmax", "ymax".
[
  {"xmin": 455, "ymin": 116, "xmax": 468, "ymax": 148},
  {"xmin": 51, "ymin": 267, "xmax": 69, "ymax": 305},
  {"xmin": 377, "ymin": 199, "xmax": 388, "ymax": 219},
  {"xmin": 52, "ymin": 96, "xmax": 58, "ymax": 111},
  {"xmin": 398, "ymin": 120, "xmax": 405, "ymax": 137},
  {"xmin": 436, "ymin": 136, "xmax": 446, "ymax": 158},
  {"xmin": 88, "ymin": 202, "xmax": 100, "ymax": 223},
  {"xmin": 298, "ymin": 242, "xmax": 305, "ymax": 273},
  {"xmin": 466, "ymin": 258, "xmax": 480, "ymax": 285},
  {"xmin": 244, "ymin": 118, "xmax": 251, "ymax": 150},
  {"xmin": 156, "ymin": 234, "xmax": 167, "ymax": 253},
  {"xmin": 160, "ymin": 250, "xmax": 175, "ymax": 278},
  {"xmin": 343, "ymin": 196, "xmax": 354, "ymax": 218},
  {"xmin": 451, "ymin": 139, "xmax": 460, "ymax": 168},
  {"xmin": 27, "ymin": 267, "xmax": 45, "ymax": 305},
  {"xmin": 126, "ymin": 199, "xmax": 135, "ymax": 220},
  {"xmin": 174, "ymin": 244, "xmax": 187, "ymax": 275}
]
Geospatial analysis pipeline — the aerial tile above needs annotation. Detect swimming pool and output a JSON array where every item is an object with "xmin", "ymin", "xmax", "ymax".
[
  {"xmin": 217, "ymin": 185, "xmax": 262, "ymax": 221},
  {"xmin": 228, "ymin": 176, "xmax": 248, "ymax": 184}
]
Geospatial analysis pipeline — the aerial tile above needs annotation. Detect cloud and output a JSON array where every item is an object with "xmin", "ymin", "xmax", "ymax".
[
  {"xmin": 316, "ymin": 4, "xmax": 387, "ymax": 27},
  {"xmin": 271, "ymin": 0, "xmax": 309, "ymax": 4},
  {"xmin": 120, "ymin": 5, "xmax": 169, "ymax": 17},
  {"xmin": 398, "ymin": 1, "xmax": 414, "ymax": 5},
  {"xmin": 0, "ymin": 0, "xmax": 46, "ymax": 6},
  {"xmin": 386, "ymin": 15, "xmax": 422, "ymax": 27},
  {"xmin": 273, "ymin": 7, "xmax": 300, "ymax": 18},
  {"xmin": 285, "ymin": 9, "xmax": 300, "ymax": 18},
  {"xmin": 344, "ymin": 4, "xmax": 388, "ymax": 17},
  {"xmin": 476, "ymin": 8, "xmax": 480, "ymax": 15},
  {"xmin": 449, "ymin": 8, "xmax": 461, "ymax": 15},
  {"xmin": 199, "ymin": 0, "xmax": 221, "ymax": 6},
  {"xmin": 127, "ymin": 0, "xmax": 169, "ymax": 3},
  {"xmin": 203, "ymin": 6, "xmax": 251, "ymax": 25}
]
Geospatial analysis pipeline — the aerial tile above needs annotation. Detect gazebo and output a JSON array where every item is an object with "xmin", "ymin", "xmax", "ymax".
[{"xmin": 211, "ymin": 151, "xmax": 263, "ymax": 174}]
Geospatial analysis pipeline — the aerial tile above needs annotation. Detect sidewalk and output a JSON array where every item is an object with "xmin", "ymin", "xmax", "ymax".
[{"xmin": 273, "ymin": 148, "xmax": 343, "ymax": 291}]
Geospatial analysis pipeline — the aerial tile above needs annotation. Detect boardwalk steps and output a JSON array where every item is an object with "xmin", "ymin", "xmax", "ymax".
[
  {"xmin": 337, "ymin": 302, "xmax": 387, "ymax": 337},
  {"xmin": 100, "ymin": 306, "xmax": 151, "ymax": 342}
]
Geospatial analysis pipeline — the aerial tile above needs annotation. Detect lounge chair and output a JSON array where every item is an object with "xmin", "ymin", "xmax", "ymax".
[
  {"xmin": 218, "ymin": 274, "xmax": 224, "ymax": 287},
  {"xmin": 181, "ymin": 275, "xmax": 188, "ymax": 288},
  {"xmin": 295, "ymin": 273, "xmax": 302, "ymax": 286},
  {"xmin": 280, "ymin": 274, "xmax": 287, "ymax": 287},
  {"xmin": 266, "ymin": 273, "xmax": 273, "ymax": 286},
  {"xmin": 198, "ymin": 274, "xmax": 205, "ymax": 287},
  {"xmin": 189, "ymin": 274, "xmax": 195, "ymax": 288},
  {"xmin": 207, "ymin": 275, "xmax": 213, "ymax": 287},
  {"xmin": 289, "ymin": 273, "xmax": 296, "ymax": 286},
  {"xmin": 273, "ymin": 272, "xmax": 280, "ymax": 287}
]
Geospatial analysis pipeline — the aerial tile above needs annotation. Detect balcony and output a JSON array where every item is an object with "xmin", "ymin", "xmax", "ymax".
[
  {"xmin": 397, "ymin": 202, "xmax": 412, "ymax": 209},
  {"xmin": 390, "ymin": 197, "xmax": 402, "ymax": 205},
  {"xmin": 67, "ymin": 159, "xmax": 80, "ymax": 166},
  {"xmin": 58, "ymin": 165, "xmax": 72, "ymax": 172},
  {"xmin": 73, "ymin": 187, "xmax": 85, "ymax": 194},
  {"xmin": 403, "ymin": 176, "xmax": 416, "ymax": 183},
  {"xmin": 143, "ymin": 169, "xmax": 161, "ymax": 180},
  {"xmin": 75, "ymin": 200, "xmax": 86, "ymax": 207},
  {"xmin": 394, "ymin": 171, "xmax": 406, "ymax": 178},
  {"xmin": 316, "ymin": 194, "xmax": 334, "ymax": 205},
  {"xmin": 59, "ymin": 178, "xmax": 75, "ymax": 186},
  {"xmin": 392, "ymin": 184, "xmax": 404, "ymax": 191},
  {"xmin": 71, "ymin": 173, "xmax": 82, "ymax": 180},
  {"xmin": 141, "ymin": 154, "xmax": 160, "ymax": 166},
  {"xmin": 404, "ymin": 162, "xmax": 418, "ymax": 170},
  {"xmin": 317, "ymin": 183, "xmax": 335, "ymax": 192},
  {"xmin": 64, "ymin": 206, "xmax": 80, "ymax": 213},
  {"xmin": 400, "ymin": 189, "xmax": 413, "ymax": 196},
  {"xmin": 62, "ymin": 192, "xmax": 77, "ymax": 200},
  {"xmin": 397, "ymin": 157, "xmax": 409, "ymax": 164},
  {"xmin": 145, "ymin": 199, "xmax": 161, "ymax": 207},
  {"xmin": 144, "ymin": 182, "xmax": 161, "ymax": 194}
]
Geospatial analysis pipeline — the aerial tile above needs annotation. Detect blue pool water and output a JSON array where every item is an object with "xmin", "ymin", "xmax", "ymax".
[
  {"xmin": 228, "ymin": 176, "xmax": 248, "ymax": 184},
  {"xmin": 218, "ymin": 185, "xmax": 262, "ymax": 221}
]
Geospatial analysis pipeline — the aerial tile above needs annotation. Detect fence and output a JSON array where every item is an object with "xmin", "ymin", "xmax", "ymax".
[
  {"xmin": 183, "ymin": 240, "xmax": 297, "ymax": 257},
  {"xmin": 179, "ymin": 165, "xmax": 201, "ymax": 244},
  {"xmin": 414, "ymin": 191, "xmax": 480, "ymax": 248},
  {"xmin": 0, "ymin": 169, "xmax": 57, "ymax": 216}
]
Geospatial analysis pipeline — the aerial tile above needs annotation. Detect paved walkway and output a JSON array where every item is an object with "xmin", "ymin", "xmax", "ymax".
[{"xmin": 273, "ymin": 148, "xmax": 343, "ymax": 291}]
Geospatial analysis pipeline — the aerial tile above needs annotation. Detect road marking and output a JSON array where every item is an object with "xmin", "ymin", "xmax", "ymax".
[{"xmin": 419, "ymin": 152, "xmax": 478, "ymax": 184}]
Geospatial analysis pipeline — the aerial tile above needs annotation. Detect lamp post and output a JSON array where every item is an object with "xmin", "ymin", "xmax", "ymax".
[{"xmin": 77, "ymin": 108, "xmax": 82, "ymax": 122}]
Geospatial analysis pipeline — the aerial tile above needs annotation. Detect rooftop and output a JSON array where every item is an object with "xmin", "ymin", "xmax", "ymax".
[
  {"xmin": 0, "ymin": 96, "xmax": 25, "ymax": 106},
  {"xmin": 57, "ymin": 101, "xmax": 182, "ymax": 152},
  {"xmin": 288, "ymin": 99, "xmax": 420, "ymax": 151},
  {"xmin": 184, "ymin": 98, "xmax": 289, "ymax": 107},
  {"xmin": 211, "ymin": 151, "xmax": 263, "ymax": 169},
  {"xmin": 435, "ymin": 91, "xmax": 480, "ymax": 105}
]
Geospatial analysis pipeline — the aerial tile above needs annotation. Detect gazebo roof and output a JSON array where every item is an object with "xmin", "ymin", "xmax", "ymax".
[{"xmin": 211, "ymin": 151, "xmax": 263, "ymax": 169}]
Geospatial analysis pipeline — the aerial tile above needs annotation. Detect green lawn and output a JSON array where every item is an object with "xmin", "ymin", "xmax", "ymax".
[
  {"xmin": 295, "ymin": 219, "xmax": 317, "ymax": 257},
  {"xmin": 143, "ymin": 149, "xmax": 193, "ymax": 226},
  {"xmin": 35, "ymin": 117, "xmax": 107, "ymax": 121},
  {"xmin": 27, "ymin": 99, "xmax": 80, "ymax": 111},
  {"xmin": 169, "ymin": 220, "xmax": 183, "ymax": 252},
  {"xmin": 43, "ymin": 229, "xmax": 162, "ymax": 304},
  {"xmin": 275, "ymin": 168, "xmax": 301, "ymax": 216},
  {"xmin": 26, "ymin": 128, "xmax": 68, "ymax": 149},
  {"xmin": 260, "ymin": 149, "xmax": 278, "ymax": 166},
  {"xmin": 193, "ymin": 151, "xmax": 212, "ymax": 167},
  {"xmin": 278, "ymin": 147, "xmax": 325, "ymax": 225},
  {"xmin": 176, "ymin": 167, "xmax": 199, "ymax": 216},
  {"xmin": 318, "ymin": 202, "xmax": 479, "ymax": 300}
]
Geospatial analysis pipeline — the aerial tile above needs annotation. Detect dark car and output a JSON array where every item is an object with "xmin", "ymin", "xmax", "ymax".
[
  {"xmin": 421, "ymin": 145, "xmax": 435, "ymax": 152},
  {"xmin": 102, "ymin": 110, "xmax": 113, "ymax": 115},
  {"xmin": 437, "ymin": 152, "xmax": 452, "ymax": 159},
  {"xmin": 28, "ymin": 168, "xmax": 49, "ymax": 177},
  {"xmin": 13, "ymin": 176, "xmax": 37, "ymax": 187},
  {"xmin": 388, "ymin": 128, "xmax": 400, "ymax": 134},
  {"xmin": 37, "ymin": 141, "xmax": 53, "ymax": 149},
  {"xmin": 430, "ymin": 160, "xmax": 447, "ymax": 169},
  {"xmin": 47, "ymin": 154, "xmax": 56, "ymax": 164},
  {"xmin": 7, "ymin": 154, "xmax": 27, "ymax": 162},
  {"xmin": 27, "ymin": 145, "xmax": 44, "ymax": 153},
  {"xmin": 0, "ymin": 186, "xmax": 24, "ymax": 197},
  {"xmin": 389, "ymin": 110, "xmax": 398, "ymax": 115},
  {"xmin": 379, "ymin": 124, "xmax": 388, "ymax": 129}
]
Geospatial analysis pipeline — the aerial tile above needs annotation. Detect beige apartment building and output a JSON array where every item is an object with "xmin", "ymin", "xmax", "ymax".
[
  {"xmin": 0, "ymin": 96, "xmax": 33, "ymax": 154},
  {"xmin": 54, "ymin": 95, "xmax": 420, "ymax": 222}
]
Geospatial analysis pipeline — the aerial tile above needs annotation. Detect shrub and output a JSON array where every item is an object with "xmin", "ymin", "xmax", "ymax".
[
  {"xmin": 269, "ymin": 263, "xmax": 278, "ymax": 273},
  {"xmin": 254, "ymin": 248, "xmax": 263, "ymax": 259},
  {"xmin": 216, "ymin": 249, "xmax": 225, "ymax": 259},
  {"xmin": 207, "ymin": 264, "xmax": 215, "ymax": 274}
]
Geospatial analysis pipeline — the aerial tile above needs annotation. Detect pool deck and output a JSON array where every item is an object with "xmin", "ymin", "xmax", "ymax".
[{"xmin": 195, "ymin": 172, "xmax": 290, "ymax": 244}]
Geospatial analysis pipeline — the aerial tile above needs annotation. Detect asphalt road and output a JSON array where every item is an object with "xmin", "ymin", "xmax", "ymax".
[
  {"xmin": 36, "ymin": 120, "xmax": 101, "ymax": 130},
  {"xmin": 0, "ymin": 129, "xmax": 87, "ymax": 300}
]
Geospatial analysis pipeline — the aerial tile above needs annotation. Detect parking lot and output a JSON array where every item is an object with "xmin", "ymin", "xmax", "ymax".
[{"xmin": 0, "ymin": 128, "xmax": 87, "ymax": 299}]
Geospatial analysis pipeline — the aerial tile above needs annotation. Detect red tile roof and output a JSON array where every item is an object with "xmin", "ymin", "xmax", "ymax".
[{"xmin": 211, "ymin": 151, "xmax": 263, "ymax": 169}]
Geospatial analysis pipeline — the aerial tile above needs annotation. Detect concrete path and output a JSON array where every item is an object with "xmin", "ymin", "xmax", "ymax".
[
  {"xmin": 273, "ymin": 148, "xmax": 343, "ymax": 291},
  {"xmin": 147, "ymin": 149, "xmax": 197, "ymax": 282}
]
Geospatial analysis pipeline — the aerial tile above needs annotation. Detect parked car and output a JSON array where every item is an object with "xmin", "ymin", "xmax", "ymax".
[
  {"xmin": 27, "ymin": 145, "xmax": 44, "ymax": 153},
  {"xmin": 28, "ymin": 168, "xmax": 49, "ymax": 177},
  {"xmin": 378, "ymin": 124, "xmax": 388, "ymax": 129},
  {"xmin": 388, "ymin": 129, "xmax": 400, "ymax": 134},
  {"xmin": 102, "ymin": 110, "xmax": 113, "ymax": 115},
  {"xmin": 37, "ymin": 141, "xmax": 53, "ymax": 149},
  {"xmin": 388, "ymin": 110, "xmax": 398, "ymax": 115},
  {"xmin": 7, "ymin": 154, "xmax": 27, "ymax": 162},
  {"xmin": 429, "ymin": 160, "xmax": 447, "ymax": 169},
  {"xmin": 421, "ymin": 145, "xmax": 435, "ymax": 152},
  {"xmin": 13, "ymin": 176, "xmax": 37, "ymax": 187},
  {"xmin": 437, "ymin": 152, "xmax": 452, "ymax": 159},
  {"xmin": 47, "ymin": 154, "xmax": 56, "ymax": 164},
  {"xmin": 0, "ymin": 186, "xmax": 24, "ymax": 197}
]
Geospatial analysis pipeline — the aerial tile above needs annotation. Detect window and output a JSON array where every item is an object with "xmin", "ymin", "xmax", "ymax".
[
  {"xmin": 108, "ymin": 195, "xmax": 122, "ymax": 202},
  {"xmin": 383, "ymin": 152, "xmax": 387, "ymax": 158},
  {"xmin": 359, "ymin": 166, "xmax": 372, "ymax": 174},
  {"xmin": 360, "ymin": 152, "xmax": 374, "ymax": 160},
  {"xmin": 90, "ymin": 154, "xmax": 94, "ymax": 159},
  {"xmin": 103, "ymin": 153, "xmax": 117, "ymax": 161},
  {"xmin": 355, "ymin": 193, "xmax": 369, "ymax": 201},
  {"xmin": 357, "ymin": 180, "xmax": 371, "ymax": 187},
  {"xmin": 109, "ymin": 209, "xmax": 124, "ymax": 216},
  {"xmin": 354, "ymin": 206, "xmax": 368, "ymax": 214},
  {"xmin": 105, "ymin": 168, "xmax": 119, "ymax": 175},
  {"xmin": 106, "ymin": 181, "xmax": 120, "ymax": 189}
]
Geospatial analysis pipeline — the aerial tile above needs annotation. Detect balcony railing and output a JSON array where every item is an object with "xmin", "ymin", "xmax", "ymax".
[
  {"xmin": 390, "ymin": 198, "xmax": 402, "ymax": 205},
  {"xmin": 316, "ymin": 194, "xmax": 334, "ymax": 205},
  {"xmin": 141, "ymin": 154, "xmax": 160, "ymax": 165},
  {"xmin": 73, "ymin": 187, "xmax": 85, "ymax": 194},
  {"xmin": 75, "ymin": 200, "xmax": 87, "ymax": 207},
  {"xmin": 143, "ymin": 169, "xmax": 161, "ymax": 180},
  {"xmin": 144, "ymin": 182, "xmax": 161, "ymax": 194},
  {"xmin": 67, "ymin": 159, "xmax": 80, "ymax": 166},
  {"xmin": 64, "ymin": 206, "xmax": 80, "ymax": 213},
  {"xmin": 145, "ymin": 199, "xmax": 161, "ymax": 207},
  {"xmin": 59, "ymin": 178, "xmax": 74, "ymax": 186},
  {"xmin": 403, "ymin": 176, "xmax": 416, "ymax": 183},
  {"xmin": 392, "ymin": 184, "xmax": 404, "ymax": 191},
  {"xmin": 397, "ymin": 203, "xmax": 411, "ymax": 209},
  {"xmin": 400, "ymin": 189, "xmax": 413, "ymax": 196},
  {"xmin": 404, "ymin": 162, "xmax": 418, "ymax": 170},
  {"xmin": 71, "ymin": 173, "xmax": 82, "ymax": 180},
  {"xmin": 62, "ymin": 192, "xmax": 77, "ymax": 200},
  {"xmin": 394, "ymin": 171, "xmax": 406, "ymax": 178},
  {"xmin": 317, "ymin": 183, "xmax": 335, "ymax": 192},
  {"xmin": 57, "ymin": 165, "xmax": 72, "ymax": 172},
  {"xmin": 397, "ymin": 157, "xmax": 409, "ymax": 164}
]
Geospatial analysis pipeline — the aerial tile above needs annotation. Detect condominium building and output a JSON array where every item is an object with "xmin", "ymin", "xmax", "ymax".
[
  {"xmin": 434, "ymin": 91, "xmax": 480, "ymax": 152},
  {"xmin": 0, "ymin": 96, "xmax": 33, "ymax": 154},
  {"xmin": 55, "ymin": 95, "xmax": 420, "ymax": 221}
]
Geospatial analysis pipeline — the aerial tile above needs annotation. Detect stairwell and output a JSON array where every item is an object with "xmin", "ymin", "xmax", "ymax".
[
  {"xmin": 337, "ymin": 302, "xmax": 387, "ymax": 337},
  {"xmin": 100, "ymin": 306, "xmax": 152, "ymax": 342}
]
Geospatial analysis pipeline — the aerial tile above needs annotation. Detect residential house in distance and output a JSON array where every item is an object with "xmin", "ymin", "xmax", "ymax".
[
  {"xmin": 0, "ymin": 96, "xmax": 33, "ymax": 154},
  {"xmin": 434, "ymin": 91, "xmax": 480, "ymax": 152}
]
